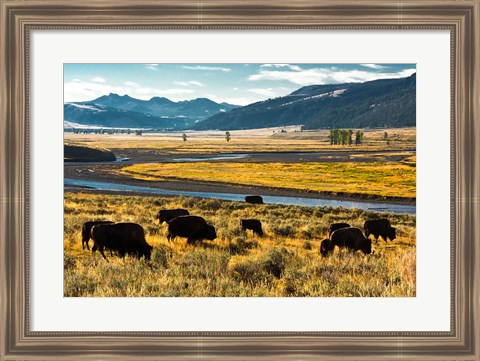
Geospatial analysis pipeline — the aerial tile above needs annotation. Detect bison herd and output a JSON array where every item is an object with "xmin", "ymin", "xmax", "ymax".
[
  {"xmin": 81, "ymin": 205, "xmax": 266, "ymax": 261},
  {"xmin": 81, "ymin": 198, "xmax": 397, "ymax": 262},
  {"xmin": 320, "ymin": 219, "xmax": 396, "ymax": 257}
]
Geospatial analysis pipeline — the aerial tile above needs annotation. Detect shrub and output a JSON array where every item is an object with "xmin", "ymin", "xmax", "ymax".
[
  {"xmin": 152, "ymin": 244, "xmax": 172, "ymax": 268},
  {"xmin": 227, "ymin": 256, "xmax": 270, "ymax": 285},
  {"xmin": 260, "ymin": 247, "xmax": 290, "ymax": 278},
  {"xmin": 270, "ymin": 223, "xmax": 296, "ymax": 238},
  {"xmin": 228, "ymin": 243, "xmax": 243, "ymax": 255},
  {"xmin": 302, "ymin": 240, "xmax": 312, "ymax": 250}
]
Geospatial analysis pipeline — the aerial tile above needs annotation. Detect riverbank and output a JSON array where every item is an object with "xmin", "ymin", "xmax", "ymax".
[{"xmin": 64, "ymin": 161, "xmax": 415, "ymax": 206}]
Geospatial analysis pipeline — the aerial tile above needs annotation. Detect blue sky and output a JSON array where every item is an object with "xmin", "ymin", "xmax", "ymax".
[{"xmin": 64, "ymin": 63, "xmax": 416, "ymax": 105}]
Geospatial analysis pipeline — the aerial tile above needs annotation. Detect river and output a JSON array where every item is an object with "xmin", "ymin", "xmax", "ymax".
[{"xmin": 64, "ymin": 178, "xmax": 415, "ymax": 215}]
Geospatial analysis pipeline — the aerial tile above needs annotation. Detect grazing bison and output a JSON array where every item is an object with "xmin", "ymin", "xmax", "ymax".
[
  {"xmin": 156, "ymin": 208, "xmax": 190, "ymax": 224},
  {"xmin": 364, "ymin": 219, "xmax": 396, "ymax": 243},
  {"xmin": 320, "ymin": 238, "xmax": 335, "ymax": 257},
  {"xmin": 245, "ymin": 195, "xmax": 264, "ymax": 204},
  {"xmin": 90, "ymin": 222, "xmax": 153, "ymax": 260},
  {"xmin": 167, "ymin": 215, "xmax": 217, "ymax": 244},
  {"xmin": 331, "ymin": 227, "xmax": 372, "ymax": 255},
  {"xmin": 329, "ymin": 222, "xmax": 351, "ymax": 237},
  {"xmin": 81, "ymin": 220, "xmax": 114, "ymax": 250},
  {"xmin": 240, "ymin": 219, "xmax": 264, "ymax": 237}
]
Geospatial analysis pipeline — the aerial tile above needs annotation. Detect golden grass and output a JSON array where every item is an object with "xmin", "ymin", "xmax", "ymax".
[
  {"xmin": 121, "ymin": 161, "xmax": 416, "ymax": 199},
  {"xmin": 64, "ymin": 127, "xmax": 416, "ymax": 154},
  {"xmin": 64, "ymin": 192, "xmax": 416, "ymax": 297}
]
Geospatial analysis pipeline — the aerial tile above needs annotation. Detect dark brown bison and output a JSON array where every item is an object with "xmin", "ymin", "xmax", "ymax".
[
  {"xmin": 331, "ymin": 227, "xmax": 372, "ymax": 255},
  {"xmin": 167, "ymin": 215, "xmax": 217, "ymax": 244},
  {"xmin": 320, "ymin": 238, "xmax": 335, "ymax": 257},
  {"xmin": 90, "ymin": 222, "xmax": 153, "ymax": 260},
  {"xmin": 329, "ymin": 222, "xmax": 351, "ymax": 237},
  {"xmin": 364, "ymin": 219, "xmax": 396, "ymax": 243},
  {"xmin": 240, "ymin": 219, "xmax": 264, "ymax": 236},
  {"xmin": 81, "ymin": 220, "xmax": 114, "ymax": 250},
  {"xmin": 156, "ymin": 208, "xmax": 190, "ymax": 223},
  {"xmin": 245, "ymin": 195, "xmax": 264, "ymax": 204}
]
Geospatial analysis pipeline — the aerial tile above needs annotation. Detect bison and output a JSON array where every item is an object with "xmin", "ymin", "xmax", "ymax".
[
  {"xmin": 240, "ymin": 219, "xmax": 264, "ymax": 237},
  {"xmin": 330, "ymin": 227, "xmax": 372, "ymax": 255},
  {"xmin": 156, "ymin": 208, "xmax": 190, "ymax": 224},
  {"xmin": 328, "ymin": 222, "xmax": 351, "ymax": 237},
  {"xmin": 364, "ymin": 219, "xmax": 396, "ymax": 243},
  {"xmin": 81, "ymin": 220, "xmax": 114, "ymax": 250},
  {"xmin": 90, "ymin": 222, "xmax": 153, "ymax": 260},
  {"xmin": 245, "ymin": 195, "xmax": 264, "ymax": 204},
  {"xmin": 167, "ymin": 215, "xmax": 217, "ymax": 244},
  {"xmin": 320, "ymin": 238, "xmax": 335, "ymax": 257}
]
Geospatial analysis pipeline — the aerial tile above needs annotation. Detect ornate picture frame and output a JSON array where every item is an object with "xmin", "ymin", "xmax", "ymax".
[{"xmin": 1, "ymin": 1, "xmax": 479, "ymax": 359}]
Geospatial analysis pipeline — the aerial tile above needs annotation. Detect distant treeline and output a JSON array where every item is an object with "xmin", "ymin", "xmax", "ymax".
[{"xmin": 65, "ymin": 128, "xmax": 175, "ymax": 135}]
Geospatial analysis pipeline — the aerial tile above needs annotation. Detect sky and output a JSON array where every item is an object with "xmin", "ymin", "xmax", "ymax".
[{"xmin": 64, "ymin": 63, "xmax": 416, "ymax": 106}]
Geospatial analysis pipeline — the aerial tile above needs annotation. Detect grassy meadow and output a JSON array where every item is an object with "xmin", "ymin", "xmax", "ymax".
[
  {"xmin": 121, "ymin": 161, "xmax": 416, "ymax": 199},
  {"xmin": 64, "ymin": 126, "xmax": 416, "ymax": 154},
  {"xmin": 64, "ymin": 192, "xmax": 416, "ymax": 297}
]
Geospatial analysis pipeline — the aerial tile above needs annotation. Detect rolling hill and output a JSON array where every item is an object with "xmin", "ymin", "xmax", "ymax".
[{"xmin": 193, "ymin": 73, "xmax": 416, "ymax": 130}]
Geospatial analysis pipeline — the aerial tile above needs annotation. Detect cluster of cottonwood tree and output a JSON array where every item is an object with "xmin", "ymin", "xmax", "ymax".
[{"xmin": 329, "ymin": 129, "xmax": 364, "ymax": 145}]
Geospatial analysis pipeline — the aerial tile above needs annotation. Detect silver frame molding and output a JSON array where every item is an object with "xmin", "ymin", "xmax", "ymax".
[{"xmin": 1, "ymin": 1, "xmax": 479, "ymax": 360}]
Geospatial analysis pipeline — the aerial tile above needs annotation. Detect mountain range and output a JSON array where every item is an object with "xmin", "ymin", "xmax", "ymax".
[
  {"xmin": 64, "ymin": 95, "xmax": 239, "ymax": 130},
  {"xmin": 64, "ymin": 73, "xmax": 415, "ymax": 131}
]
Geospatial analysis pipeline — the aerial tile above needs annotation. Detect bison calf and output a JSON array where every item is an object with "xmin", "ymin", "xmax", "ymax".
[
  {"xmin": 167, "ymin": 215, "xmax": 217, "ymax": 244},
  {"xmin": 331, "ymin": 227, "xmax": 372, "ymax": 255},
  {"xmin": 90, "ymin": 222, "xmax": 153, "ymax": 261},
  {"xmin": 328, "ymin": 222, "xmax": 350, "ymax": 237},
  {"xmin": 364, "ymin": 219, "xmax": 396, "ymax": 243},
  {"xmin": 156, "ymin": 208, "xmax": 190, "ymax": 224},
  {"xmin": 240, "ymin": 219, "xmax": 264, "ymax": 237},
  {"xmin": 320, "ymin": 239, "xmax": 335, "ymax": 257},
  {"xmin": 81, "ymin": 220, "xmax": 114, "ymax": 250}
]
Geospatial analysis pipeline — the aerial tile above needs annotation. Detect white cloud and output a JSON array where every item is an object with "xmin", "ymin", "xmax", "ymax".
[
  {"xmin": 248, "ymin": 88, "xmax": 277, "ymax": 97},
  {"xmin": 174, "ymin": 81, "xmax": 205, "ymax": 87},
  {"xmin": 134, "ymin": 88, "xmax": 195, "ymax": 96},
  {"xmin": 146, "ymin": 64, "xmax": 159, "ymax": 71},
  {"xmin": 248, "ymin": 67, "xmax": 416, "ymax": 86},
  {"xmin": 64, "ymin": 80, "xmax": 129, "ymax": 102},
  {"xmin": 260, "ymin": 64, "xmax": 302, "ymax": 71},
  {"xmin": 64, "ymin": 77, "xmax": 198, "ymax": 102},
  {"xmin": 360, "ymin": 64, "xmax": 387, "ymax": 70},
  {"xmin": 91, "ymin": 77, "xmax": 106, "ymax": 83},
  {"xmin": 182, "ymin": 65, "xmax": 231, "ymax": 72}
]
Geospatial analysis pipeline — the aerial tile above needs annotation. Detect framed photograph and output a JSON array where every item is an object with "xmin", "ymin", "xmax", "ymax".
[{"xmin": 1, "ymin": 0, "xmax": 479, "ymax": 360}]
